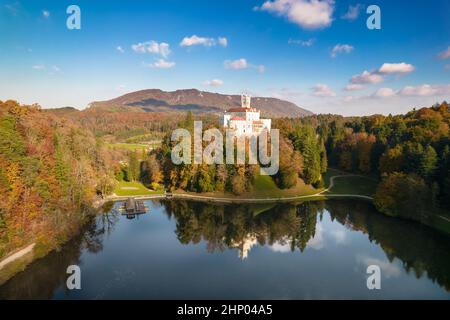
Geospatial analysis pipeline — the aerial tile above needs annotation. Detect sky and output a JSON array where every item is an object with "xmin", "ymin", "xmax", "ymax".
[{"xmin": 0, "ymin": 0, "xmax": 449, "ymax": 116}]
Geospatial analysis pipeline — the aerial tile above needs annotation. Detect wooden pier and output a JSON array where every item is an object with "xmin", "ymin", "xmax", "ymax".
[{"xmin": 121, "ymin": 197, "xmax": 148, "ymax": 219}]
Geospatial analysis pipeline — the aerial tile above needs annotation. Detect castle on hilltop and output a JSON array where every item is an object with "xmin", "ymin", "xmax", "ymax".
[{"xmin": 222, "ymin": 95, "xmax": 271, "ymax": 136}]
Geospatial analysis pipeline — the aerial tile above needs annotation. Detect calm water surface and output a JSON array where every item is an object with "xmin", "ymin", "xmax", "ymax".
[{"xmin": 1, "ymin": 200, "xmax": 449, "ymax": 299}]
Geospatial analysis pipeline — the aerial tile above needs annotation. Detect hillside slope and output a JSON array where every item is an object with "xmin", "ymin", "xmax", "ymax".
[{"xmin": 88, "ymin": 89, "xmax": 313, "ymax": 118}]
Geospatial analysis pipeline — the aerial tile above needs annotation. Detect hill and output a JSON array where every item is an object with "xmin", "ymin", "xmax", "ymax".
[{"xmin": 87, "ymin": 89, "xmax": 313, "ymax": 118}]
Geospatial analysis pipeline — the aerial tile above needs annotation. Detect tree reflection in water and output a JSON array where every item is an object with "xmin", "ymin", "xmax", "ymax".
[
  {"xmin": 1, "ymin": 199, "xmax": 449, "ymax": 299},
  {"xmin": 0, "ymin": 207, "xmax": 120, "ymax": 299},
  {"xmin": 163, "ymin": 200, "xmax": 324, "ymax": 256},
  {"xmin": 162, "ymin": 199, "xmax": 450, "ymax": 291}
]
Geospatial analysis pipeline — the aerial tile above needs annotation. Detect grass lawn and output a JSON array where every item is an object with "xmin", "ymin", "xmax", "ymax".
[
  {"xmin": 324, "ymin": 169, "xmax": 378, "ymax": 197},
  {"xmin": 430, "ymin": 208, "xmax": 450, "ymax": 235},
  {"xmin": 323, "ymin": 168, "xmax": 341, "ymax": 188},
  {"xmin": 431, "ymin": 216, "xmax": 450, "ymax": 234},
  {"xmin": 113, "ymin": 181, "xmax": 164, "ymax": 196},
  {"xmin": 247, "ymin": 175, "xmax": 319, "ymax": 198},
  {"xmin": 328, "ymin": 176, "xmax": 378, "ymax": 197},
  {"xmin": 106, "ymin": 143, "xmax": 152, "ymax": 152},
  {"xmin": 176, "ymin": 175, "xmax": 320, "ymax": 200}
]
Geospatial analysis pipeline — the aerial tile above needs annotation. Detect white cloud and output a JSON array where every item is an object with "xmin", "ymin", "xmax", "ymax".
[
  {"xmin": 180, "ymin": 35, "xmax": 215, "ymax": 47},
  {"xmin": 288, "ymin": 38, "xmax": 315, "ymax": 47},
  {"xmin": 267, "ymin": 88, "xmax": 305, "ymax": 101},
  {"xmin": 218, "ymin": 37, "xmax": 228, "ymax": 47},
  {"xmin": 116, "ymin": 46, "xmax": 124, "ymax": 53},
  {"xmin": 224, "ymin": 58, "xmax": 248, "ymax": 69},
  {"xmin": 4, "ymin": 3, "xmax": 20, "ymax": 16},
  {"xmin": 331, "ymin": 44, "xmax": 353, "ymax": 58},
  {"xmin": 131, "ymin": 41, "xmax": 171, "ymax": 58},
  {"xmin": 52, "ymin": 65, "xmax": 60, "ymax": 72},
  {"xmin": 351, "ymin": 70, "xmax": 383, "ymax": 84},
  {"xmin": 368, "ymin": 84, "xmax": 450, "ymax": 99},
  {"xmin": 330, "ymin": 229, "xmax": 347, "ymax": 244},
  {"xmin": 42, "ymin": 10, "xmax": 50, "ymax": 18},
  {"xmin": 358, "ymin": 256, "xmax": 401, "ymax": 279},
  {"xmin": 311, "ymin": 84, "xmax": 336, "ymax": 97},
  {"xmin": 438, "ymin": 46, "xmax": 450, "ymax": 59},
  {"xmin": 378, "ymin": 62, "xmax": 415, "ymax": 74},
  {"xmin": 256, "ymin": 0, "xmax": 335, "ymax": 30},
  {"xmin": 343, "ymin": 96, "xmax": 355, "ymax": 102},
  {"xmin": 345, "ymin": 84, "xmax": 365, "ymax": 91},
  {"xmin": 349, "ymin": 62, "xmax": 415, "ymax": 87},
  {"xmin": 203, "ymin": 79, "xmax": 224, "ymax": 87},
  {"xmin": 269, "ymin": 241, "xmax": 292, "ymax": 253},
  {"xmin": 224, "ymin": 58, "xmax": 265, "ymax": 73},
  {"xmin": 398, "ymin": 84, "xmax": 439, "ymax": 97},
  {"xmin": 32, "ymin": 64, "xmax": 45, "ymax": 70},
  {"xmin": 143, "ymin": 59, "xmax": 176, "ymax": 69},
  {"xmin": 341, "ymin": 4, "xmax": 361, "ymax": 20},
  {"xmin": 373, "ymin": 87, "xmax": 396, "ymax": 98},
  {"xmin": 180, "ymin": 35, "xmax": 228, "ymax": 47},
  {"xmin": 306, "ymin": 223, "xmax": 325, "ymax": 250}
]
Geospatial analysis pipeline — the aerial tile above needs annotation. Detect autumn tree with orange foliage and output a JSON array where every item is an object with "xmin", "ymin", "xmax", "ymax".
[{"xmin": 0, "ymin": 101, "xmax": 115, "ymax": 258}]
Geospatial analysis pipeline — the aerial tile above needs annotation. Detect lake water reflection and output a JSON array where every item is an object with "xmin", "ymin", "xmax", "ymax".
[{"xmin": 1, "ymin": 199, "xmax": 449, "ymax": 299}]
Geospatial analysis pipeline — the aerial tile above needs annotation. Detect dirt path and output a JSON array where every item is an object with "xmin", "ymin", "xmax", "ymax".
[
  {"xmin": 438, "ymin": 215, "xmax": 450, "ymax": 223},
  {"xmin": 0, "ymin": 243, "xmax": 35, "ymax": 271}
]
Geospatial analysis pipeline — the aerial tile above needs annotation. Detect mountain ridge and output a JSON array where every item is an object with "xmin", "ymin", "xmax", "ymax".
[{"xmin": 88, "ymin": 89, "xmax": 313, "ymax": 118}]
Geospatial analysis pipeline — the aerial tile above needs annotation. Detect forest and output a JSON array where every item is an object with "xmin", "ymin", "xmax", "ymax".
[
  {"xmin": 0, "ymin": 100, "xmax": 117, "ymax": 259},
  {"xmin": 299, "ymin": 102, "xmax": 450, "ymax": 223},
  {"xmin": 0, "ymin": 99, "xmax": 449, "ymax": 263}
]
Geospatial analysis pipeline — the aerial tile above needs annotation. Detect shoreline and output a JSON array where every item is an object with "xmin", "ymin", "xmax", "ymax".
[
  {"xmin": 105, "ymin": 192, "xmax": 373, "ymax": 204},
  {"xmin": 0, "ymin": 208, "xmax": 98, "ymax": 286},
  {"xmin": 106, "ymin": 175, "xmax": 374, "ymax": 204}
]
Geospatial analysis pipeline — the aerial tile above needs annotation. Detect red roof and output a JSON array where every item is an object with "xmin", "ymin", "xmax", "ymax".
[{"xmin": 230, "ymin": 116, "xmax": 245, "ymax": 121}]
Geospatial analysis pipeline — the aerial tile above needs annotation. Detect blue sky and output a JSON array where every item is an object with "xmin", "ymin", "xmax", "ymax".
[{"xmin": 0, "ymin": 0, "xmax": 449, "ymax": 115}]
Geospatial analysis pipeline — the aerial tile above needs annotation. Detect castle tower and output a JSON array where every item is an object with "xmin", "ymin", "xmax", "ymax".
[{"xmin": 241, "ymin": 94, "xmax": 251, "ymax": 109}]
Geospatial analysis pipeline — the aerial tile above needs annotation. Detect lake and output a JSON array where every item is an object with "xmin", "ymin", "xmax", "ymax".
[{"xmin": 1, "ymin": 199, "xmax": 449, "ymax": 299}]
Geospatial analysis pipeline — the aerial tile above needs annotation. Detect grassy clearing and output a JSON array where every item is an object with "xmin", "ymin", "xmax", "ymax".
[
  {"xmin": 323, "ymin": 168, "xmax": 341, "ymax": 188},
  {"xmin": 431, "ymin": 216, "xmax": 450, "ymax": 234},
  {"xmin": 106, "ymin": 143, "xmax": 152, "ymax": 152},
  {"xmin": 250, "ymin": 175, "xmax": 319, "ymax": 198},
  {"xmin": 327, "ymin": 176, "xmax": 378, "ymax": 197},
  {"xmin": 324, "ymin": 169, "xmax": 378, "ymax": 197},
  {"xmin": 176, "ymin": 175, "xmax": 320, "ymax": 200},
  {"xmin": 114, "ymin": 181, "xmax": 164, "ymax": 196},
  {"xmin": 430, "ymin": 208, "xmax": 450, "ymax": 235}
]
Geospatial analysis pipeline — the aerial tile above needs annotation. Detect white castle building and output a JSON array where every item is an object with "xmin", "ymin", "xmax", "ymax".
[{"xmin": 223, "ymin": 95, "xmax": 271, "ymax": 136}]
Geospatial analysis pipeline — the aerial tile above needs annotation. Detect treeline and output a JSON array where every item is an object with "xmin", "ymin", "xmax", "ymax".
[
  {"xmin": 48, "ymin": 108, "xmax": 215, "ymax": 143},
  {"xmin": 0, "ymin": 101, "xmax": 117, "ymax": 258},
  {"xmin": 275, "ymin": 102, "xmax": 450, "ymax": 222}
]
